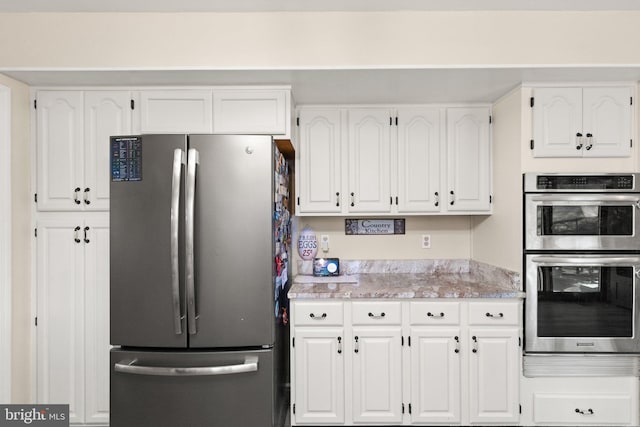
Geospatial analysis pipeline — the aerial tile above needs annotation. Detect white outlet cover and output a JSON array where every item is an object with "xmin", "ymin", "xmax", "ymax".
[{"xmin": 422, "ymin": 234, "xmax": 431, "ymax": 249}]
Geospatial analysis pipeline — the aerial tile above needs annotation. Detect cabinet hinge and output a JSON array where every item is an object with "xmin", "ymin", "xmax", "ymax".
[
  {"xmin": 130, "ymin": 99, "xmax": 135, "ymax": 110},
  {"xmin": 292, "ymin": 403, "xmax": 295, "ymax": 414},
  {"xmin": 530, "ymin": 97, "xmax": 534, "ymax": 108},
  {"xmin": 34, "ymin": 193, "xmax": 37, "ymax": 203},
  {"xmin": 296, "ymin": 117, "xmax": 300, "ymax": 127},
  {"xmin": 34, "ymin": 99, "xmax": 37, "ymax": 109},
  {"xmin": 530, "ymin": 140, "xmax": 534, "ymax": 150},
  {"xmin": 34, "ymin": 317, "xmax": 37, "ymax": 326},
  {"xmin": 489, "ymin": 115, "xmax": 492, "ymax": 124}
]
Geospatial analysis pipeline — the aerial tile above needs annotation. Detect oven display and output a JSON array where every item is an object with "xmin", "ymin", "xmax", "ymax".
[
  {"xmin": 536, "ymin": 175, "xmax": 634, "ymax": 190},
  {"xmin": 537, "ymin": 265, "xmax": 633, "ymax": 338}
]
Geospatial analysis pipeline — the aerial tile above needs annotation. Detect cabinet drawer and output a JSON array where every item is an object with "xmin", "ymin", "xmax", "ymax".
[
  {"xmin": 468, "ymin": 301, "xmax": 519, "ymax": 325},
  {"xmin": 533, "ymin": 393, "xmax": 633, "ymax": 425},
  {"xmin": 409, "ymin": 301, "xmax": 460, "ymax": 325},
  {"xmin": 352, "ymin": 302, "xmax": 401, "ymax": 325},
  {"xmin": 294, "ymin": 302, "xmax": 344, "ymax": 326}
]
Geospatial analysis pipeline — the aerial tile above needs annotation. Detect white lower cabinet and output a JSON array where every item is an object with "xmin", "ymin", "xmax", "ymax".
[
  {"xmin": 291, "ymin": 299, "xmax": 521, "ymax": 426},
  {"xmin": 36, "ymin": 213, "xmax": 110, "ymax": 425},
  {"xmin": 521, "ymin": 377, "xmax": 640, "ymax": 426}
]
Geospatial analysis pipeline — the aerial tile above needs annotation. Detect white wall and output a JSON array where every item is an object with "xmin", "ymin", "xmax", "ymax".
[
  {"xmin": 0, "ymin": 12, "xmax": 640, "ymax": 68},
  {"xmin": 297, "ymin": 216, "xmax": 471, "ymax": 264},
  {"xmin": 471, "ymin": 88, "xmax": 523, "ymax": 273},
  {"xmin": 0, "ymin": 73, "xmax": 31, "ymax": 403}
]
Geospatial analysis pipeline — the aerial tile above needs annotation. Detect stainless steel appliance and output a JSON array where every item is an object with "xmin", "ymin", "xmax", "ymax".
[
  {"xmin": 109, "ymin": 134, "xmax": 291, "ymax": 426},
  {"xmin": 524, "ymin": 173, "xmax": 640, "ymax": 354}
]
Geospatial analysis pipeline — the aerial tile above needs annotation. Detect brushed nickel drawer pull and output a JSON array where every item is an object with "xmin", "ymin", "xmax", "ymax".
[
  {"xmin": 485, "ymin": 312, "xmax": 504, "ymax": 318},
  {"xmin": 368, "ymin": 312, "xmax": 386, "ymax": 318}
]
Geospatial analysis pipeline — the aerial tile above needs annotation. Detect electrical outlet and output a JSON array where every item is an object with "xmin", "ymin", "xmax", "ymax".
[
  {"xmin": 320, "ymin": 235, "xmax": 330, "ymax": 252},
  {"xmin": 421, "ymin": 234, "xmax": 431, "ymax": 249}
]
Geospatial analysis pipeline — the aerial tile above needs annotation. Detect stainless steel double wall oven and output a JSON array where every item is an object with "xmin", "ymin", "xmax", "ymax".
[{"xmin": 524, "ymin": 173, "xmax": 640, "ymax": 353}]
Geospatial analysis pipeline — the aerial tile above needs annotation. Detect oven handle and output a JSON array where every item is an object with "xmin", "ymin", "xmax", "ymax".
[
  {"xmin": 530, "ymin": 256, "xmax": 640, "ymax": 266},
  {"xmin": 528, "ymin": 195, "xmax": 640, "ymax": 205}
]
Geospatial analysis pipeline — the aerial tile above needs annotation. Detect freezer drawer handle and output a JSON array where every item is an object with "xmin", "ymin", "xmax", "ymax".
[
  {"xmin": 309, "ymin": 313, "xmax": 327, "ymax": 319},
  {"xmin": 575, "ymin": 408, "xmax": 594, "ymax": 415},
  {"xmin": 171, "ymin": 148, "xmax": 185, "ymax": 335},
  {"xmin": 114, "ymin": 356, "xmax": 258, "ymax": 377}
]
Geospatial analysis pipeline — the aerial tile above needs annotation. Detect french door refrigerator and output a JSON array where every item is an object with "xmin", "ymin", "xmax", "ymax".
[{"xmin": 109, "ymin": 134, "xmax": 291, "ymax": 427}]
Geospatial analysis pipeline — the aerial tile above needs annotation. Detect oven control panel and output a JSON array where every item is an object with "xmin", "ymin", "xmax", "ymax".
[{"xmin": 525, "ymin": 173, "xmax": 638, "ymax": 192}]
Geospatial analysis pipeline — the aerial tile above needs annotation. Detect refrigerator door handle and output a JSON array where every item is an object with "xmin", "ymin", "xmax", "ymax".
[
  {"xmin": 186, "ymin": 148, "xmax": 199, "ymax": 335},
  {"xmin": 114, "ymin": 356, "xmax": 258, "ymax": 376},
  {"xmin": 171, "ymin": 148, "xmax": 185, "ymax": 335}
]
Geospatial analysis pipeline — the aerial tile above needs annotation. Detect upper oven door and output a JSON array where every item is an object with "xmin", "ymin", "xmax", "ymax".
[{"xmin": 525, "ymin": 193, "xmax": 640, "ymax": 251}]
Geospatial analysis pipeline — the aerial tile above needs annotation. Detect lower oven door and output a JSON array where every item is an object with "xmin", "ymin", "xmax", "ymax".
[{"xmin": 525, "ymin": 254, "xmax": 640, "ymax": 353}]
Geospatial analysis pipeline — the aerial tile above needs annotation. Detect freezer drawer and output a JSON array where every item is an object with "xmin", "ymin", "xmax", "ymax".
[{"xmin": 110, "ymin": 348, "xmax": 274, "ymax": 427}]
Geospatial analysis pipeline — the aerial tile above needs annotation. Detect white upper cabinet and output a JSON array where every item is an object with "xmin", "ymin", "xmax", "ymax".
[
  {"xmin": 396, "ymin": 108, "xmax": 442, "ymax": 213},
  {"xmin": 37, "ymin": 91, "xmax": 133, "ymax": 211},
  {"xmin": 140, "ymin": 90, "xmax": 213, "ymax": 134},
  {"xmin": 532, "ymin": 86, "xmax": 633, "ymax": 157},
  {"xmin": 212, "ymin": 89, "xmax": 290, "ymax": 137},
  {"xmin": 84, "ymin": 91, "xmax": 133, "ymax": 211},
  {"xmin": 297, "ymin": 105, "xmax": 491, "ymax": 216},
  {"xmin": 347, "ymin": 109, "xmax": 392, "ymax": 213},
  {"xmin": 446, "ymin": 107, "xmax": 492, "ymax": 212},
  {"xmin": 297, "ymin": 109, "xmax": 343, "ymax": 214},
  {"xmin": 36, "ymin": 91, "xmax": 84, "ymax": 211}
]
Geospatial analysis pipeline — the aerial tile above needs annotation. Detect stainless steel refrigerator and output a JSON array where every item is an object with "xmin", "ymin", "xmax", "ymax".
[{"xmin": 109, "ymin": 134, "xmax": 291, "ymax": 427}]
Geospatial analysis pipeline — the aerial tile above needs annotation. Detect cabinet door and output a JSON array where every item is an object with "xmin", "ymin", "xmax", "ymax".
[
  {"xmin": 583, "ymin": 87, "xmax": 632, "ymax": 157},
  {"xmin": 293, "ymin": 328, "xmax": 345, "ymax": 424},
  {"xmin": 297, "ymin": 109, "xmax": 343, "ymax": 213},
  {"xmin": 213, "ymin": 89, "xmax": 288, "ymax": 135},
  {"xmin": 36, "ymin": 91, "xmax": 84, "ymax": 211},
  {"xmin": 351, "ymin": 327, "xmax": 403, "ymax": 424},
  {"xmin": 468, "ymin": 327, "xmax": 520, "ymax": 424},
  {"xmin": 84, "ymin": 215, "xmax": 110, "ymax": 424},
  {"xmin": 410, "ymin": 327, "xmax": 461, "ymax": 424},
  {"xmin": 532, "ymin": 88, "xmax": 583, "ymax": 157},
  {"xmin": 139, "ymin": 90, "xmax": 213, "ymax": 133},
  {"xmin": 84, "ymin": 91, "xmax": 132, "ymax": 211},
  {"xmin": 36, "ymin": 216, "xmax": 85, "ymax": 424},
  {"xmin": 396, "ymin": 108, "xmax": 442, "ymax": 213},
  {"xmin": 348, "ymin": 109, "xmax": 392, "ymax": 213},
  {"xmin": 446, "ymin": 107, "xmax": 491, "ymax": 212}
]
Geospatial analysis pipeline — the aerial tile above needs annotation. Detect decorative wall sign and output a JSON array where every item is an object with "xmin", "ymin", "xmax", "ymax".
[{"xmin": 345, "ymin": 219, "xmax": 406, "ymax": 235}]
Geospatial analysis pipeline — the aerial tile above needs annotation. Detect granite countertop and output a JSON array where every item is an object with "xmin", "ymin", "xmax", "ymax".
[{"xmin": 288, "ymin": 259, "xmax": 524, "ymax": 299}]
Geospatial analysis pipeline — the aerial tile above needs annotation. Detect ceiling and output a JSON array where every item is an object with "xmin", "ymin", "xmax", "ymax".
[
  {"xmin": 0, "ymin": 0, "xmax": 639, "ymax": 12},
  {"xmin": 2, "ymin": 1, "xmax": 640, "ymax": 103}
]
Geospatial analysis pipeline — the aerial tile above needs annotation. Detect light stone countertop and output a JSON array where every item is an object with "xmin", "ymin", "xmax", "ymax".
[{"xmin": 288, "ymin": 259, "xmax": 524, "ymax": 299}]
